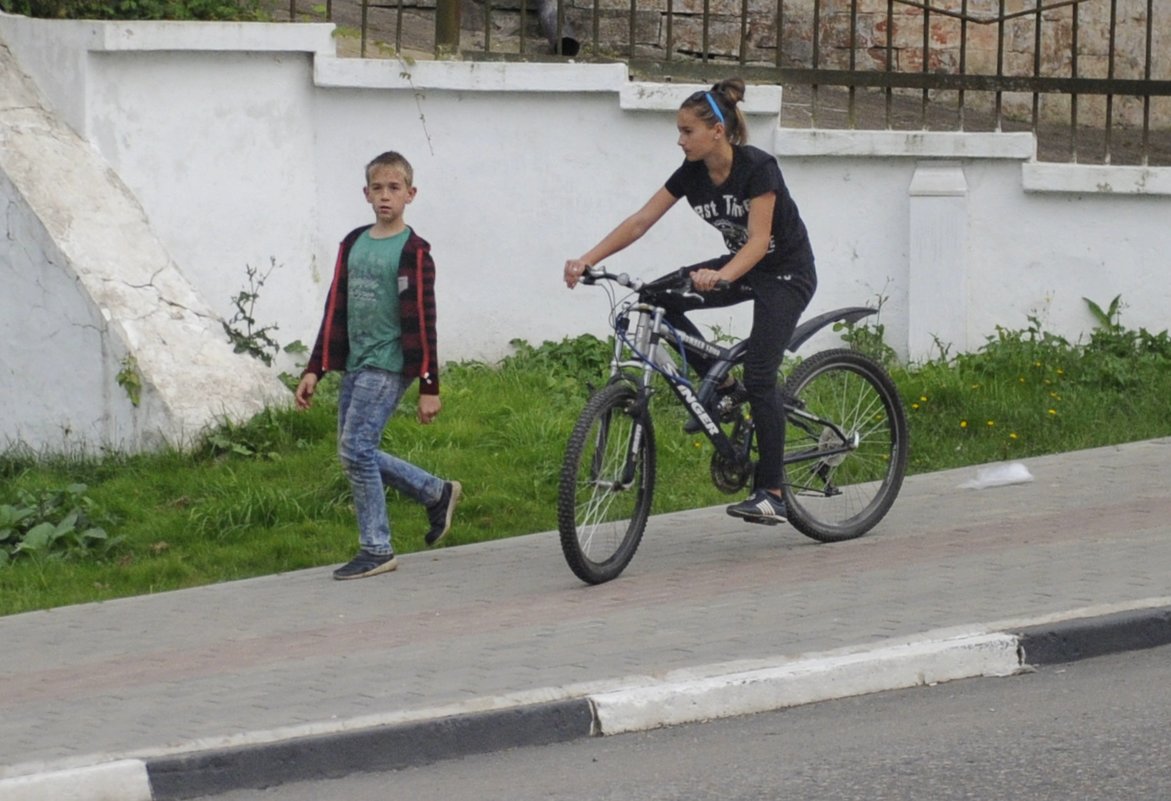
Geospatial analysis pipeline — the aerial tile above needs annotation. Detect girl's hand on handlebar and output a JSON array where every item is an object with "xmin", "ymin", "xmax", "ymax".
[
  {"xmin": 563, "ymin": 259, "xmax": 591, "ymax": 289},
  {"xmin": 691, "ymin": 268, "xmax": 726, "ymax": 292}
]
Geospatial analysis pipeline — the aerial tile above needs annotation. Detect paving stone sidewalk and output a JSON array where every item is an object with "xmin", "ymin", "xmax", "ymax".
[{"xmin": 2, "ymin": 438, "xmax": 1170, "ymax": 794}]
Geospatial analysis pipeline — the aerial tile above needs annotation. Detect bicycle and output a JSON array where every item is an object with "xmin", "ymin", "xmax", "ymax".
[{"xmin": 557, "ymin": 265, "xmax": 909, "ymax": 585}]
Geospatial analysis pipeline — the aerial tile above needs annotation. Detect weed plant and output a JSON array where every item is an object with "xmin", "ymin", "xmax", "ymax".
[{"xmin": 2, "ymin": 304, "xmax": 1170, "ymax": 615}]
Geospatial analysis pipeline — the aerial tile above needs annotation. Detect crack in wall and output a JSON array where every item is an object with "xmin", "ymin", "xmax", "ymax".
[{"xmin": 109, "ymin": 269, "xmax": 221, "ymax": 326}]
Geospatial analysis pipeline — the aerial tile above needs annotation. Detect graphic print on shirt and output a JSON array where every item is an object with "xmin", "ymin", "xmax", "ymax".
[
  {"xmin": 346, "ymin": 228, "xmax": 410, "ymax": 373},
  {"xmin": 691, "ymin": 194, "xmax": 775, "ymax": 255}
]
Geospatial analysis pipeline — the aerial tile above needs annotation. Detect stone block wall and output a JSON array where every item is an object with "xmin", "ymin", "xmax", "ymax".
[
  {"xmin": 828, "ymin": 0, "xmax": 1170, "ymax": 128},
  {"xmin": 473, "ymin": 0, "xmax": 1167, "ymax": 129}
]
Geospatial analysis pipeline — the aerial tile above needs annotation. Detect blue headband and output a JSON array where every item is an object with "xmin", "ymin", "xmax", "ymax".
[{"xmin": 704, "ymin": 92, "xmax": 726, "ymax": 125}]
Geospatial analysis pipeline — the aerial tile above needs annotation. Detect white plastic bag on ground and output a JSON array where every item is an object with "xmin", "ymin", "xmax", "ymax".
[{"xmin": 958, "ymin": 462, "xmax": 1035, "ymax": 490}]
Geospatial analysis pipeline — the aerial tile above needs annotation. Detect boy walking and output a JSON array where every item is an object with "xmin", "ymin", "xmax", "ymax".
[{"xmin": 296, "ymin": 151, "xmax": 460, "ymax": 580}]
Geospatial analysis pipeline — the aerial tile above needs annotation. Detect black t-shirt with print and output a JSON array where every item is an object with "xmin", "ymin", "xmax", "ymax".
[{"xmin": 665, "ymin": 144, "xmax": 815, "ymax": 286}]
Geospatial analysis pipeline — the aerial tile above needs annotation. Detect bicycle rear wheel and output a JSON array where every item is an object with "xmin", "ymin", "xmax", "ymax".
[
  {"xmin": 781, "ymin": 349, "xmax": 908, "ymax": 542},
  {"xmin": 558, "ymin": 382, "xmax": 656, "ymax": 584}
]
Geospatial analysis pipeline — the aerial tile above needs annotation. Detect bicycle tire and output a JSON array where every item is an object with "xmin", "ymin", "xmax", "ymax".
[
  {"xmin": 781, "ymin": 349, "xmax": 908, "ymax": 543},
  {"xmin": 557, "ymin": 382, "xmax": 656, "ymax": 584}
]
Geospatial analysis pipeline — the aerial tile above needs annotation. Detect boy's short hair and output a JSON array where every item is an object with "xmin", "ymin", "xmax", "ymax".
[{"xmin": 365, "ymin": 151, "xmax": 414, "ymax": 186}]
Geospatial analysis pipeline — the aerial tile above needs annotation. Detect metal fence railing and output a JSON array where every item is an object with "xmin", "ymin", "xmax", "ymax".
[{"xmin": 292, "ymin": 0, "xmax": 1171, "ymax": 165}]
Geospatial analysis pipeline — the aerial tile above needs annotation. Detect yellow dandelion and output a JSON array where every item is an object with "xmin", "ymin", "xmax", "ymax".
[
  {"xmin": 1010, "ymin": 432, "xmax": 1018, "ymax": 440},
  {"xmin": 919, "ymin": 395, "xmax": 928, "ymax": 402},
  {"xmin": 911, "ymin": 402, "xmax": 920, "ymax": 410},
  {"xmin": 960, "ymin": 420, "xmax": 968, "ymax": 429},
  {"xmin": 1048, "ymin": 408, "xmax": 1057, "ymax": 416},
  {"xmin": 987, "ymin": 420, "xmax": 996, "ymax": 428}
]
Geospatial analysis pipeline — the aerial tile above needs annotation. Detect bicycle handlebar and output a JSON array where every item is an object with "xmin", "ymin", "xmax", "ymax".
[
  {"xmin": 580, "ymin": 265, "xmax": 639, "ymax": 289},
  {"xmin": 581, "ymin": 266, "xmax": 729, "ymax": 299}
]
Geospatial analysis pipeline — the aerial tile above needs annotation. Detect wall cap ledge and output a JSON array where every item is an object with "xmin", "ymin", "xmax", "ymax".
[
  {"xmin": 313, "ymin": 59, "xmax": 784, "ymax": 116},
  {"xmin": 619, "ymin": 82, "xmax": 782, "ymax": 114},
  {"xmin": 0, "ymin": 16, "xmax": 339, "ymax": 54},
  {"xmin": 774, "ymin": 129, "xmax": 1036, "ymax": 160},
  {"xmin": 1022, "ymin": 163, "xmax": 1171, "ymax": 195},
  {"xmin": 315, "ymin": 58, "xmax": 628, "ymax": 91}
]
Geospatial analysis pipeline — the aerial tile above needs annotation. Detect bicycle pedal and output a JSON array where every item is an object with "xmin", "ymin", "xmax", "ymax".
[{"xmin": 742, "ymin": 514, "xmax": 787, "ymax": 526}]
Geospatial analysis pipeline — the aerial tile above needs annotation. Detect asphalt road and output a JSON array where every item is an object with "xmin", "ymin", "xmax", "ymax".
[{"xmin": 196, "ymin": 643, "xmax": 1171, "ymax": 801}]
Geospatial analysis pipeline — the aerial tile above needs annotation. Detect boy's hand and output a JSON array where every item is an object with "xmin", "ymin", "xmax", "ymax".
[
  {"xmin": 294, "ymin": 374, "xmax": 317, "ymax": 410},
  {"xmin": 418, "ymin": 394, "xmax": 441, "ymax": 425}
]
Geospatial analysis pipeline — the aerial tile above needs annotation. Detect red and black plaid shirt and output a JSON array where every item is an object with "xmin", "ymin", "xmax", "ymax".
[{"xmin": 303, "ymin": 225, "xmax": 440, "ymax": 395}]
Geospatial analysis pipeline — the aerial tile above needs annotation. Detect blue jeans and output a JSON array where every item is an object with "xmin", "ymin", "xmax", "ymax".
[{"xmin": 337, "ymin": 369, "xmax": 445, "ymax": 555}]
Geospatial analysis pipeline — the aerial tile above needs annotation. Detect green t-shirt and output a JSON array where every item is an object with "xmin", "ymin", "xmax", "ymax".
[{"xmin": 345, "ymin": 227, "xmax": 411, "ymax": 373}]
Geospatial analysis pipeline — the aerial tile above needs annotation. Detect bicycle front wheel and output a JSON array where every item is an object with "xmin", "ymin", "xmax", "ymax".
[
  {"xmin": 558, "ymin": 382, "xmax": 656, "ymax": 584},
  {"xmin": 782, "ymin": 349, "xmax": 908, "ymax": 543}
]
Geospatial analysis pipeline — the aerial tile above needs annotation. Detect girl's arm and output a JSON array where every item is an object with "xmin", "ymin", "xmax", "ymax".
[
  {"xmin": 564, "ymin": 187, "xmax": 678, "ymax": 288},
  {"xmin": 692, "ymin": 191, "xmax": 777, "ymax": 291}
]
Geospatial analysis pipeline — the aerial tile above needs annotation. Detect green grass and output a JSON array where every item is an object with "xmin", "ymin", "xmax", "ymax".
[{"xmin": 3, "ymin": 307, "xmax": 1171, "ymax": 616}]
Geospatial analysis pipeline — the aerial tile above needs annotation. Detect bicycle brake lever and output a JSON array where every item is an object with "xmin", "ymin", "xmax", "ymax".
[
  {"xmin": 580, "ymin": 265, "xmax": 604, "ymax": 285},
  {"xmin": 681, "ymin": 278, "xmax": 731, "ymax": 302}
]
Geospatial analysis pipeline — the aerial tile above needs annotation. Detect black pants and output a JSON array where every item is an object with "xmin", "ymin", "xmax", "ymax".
[{"xmin": 658, "ymin": 257, "xmax": 814, "ymax": 491}]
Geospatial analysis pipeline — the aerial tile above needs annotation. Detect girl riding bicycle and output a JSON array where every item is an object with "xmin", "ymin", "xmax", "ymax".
[{"xmin": 563, "ymin": 77, "xmax": 817, "ymax": 524}]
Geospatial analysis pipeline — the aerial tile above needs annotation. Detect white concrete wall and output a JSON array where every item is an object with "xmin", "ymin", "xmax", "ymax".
[
  {"xmin": 0, "ymin": 169, "xmax": 124, "ymax": 449},
  {"xmin": 2, "ymin": 13, "xmax": 1170, "ymax": 452},
  {"xmin": 0, "ymin": 34, "xmax": 290, "ymax": 453},
  {"xmin": 774, "ymin": 130, "xmax": 1171, "ymax": 359}
]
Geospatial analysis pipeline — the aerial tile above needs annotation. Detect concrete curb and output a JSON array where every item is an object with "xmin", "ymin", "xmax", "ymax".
[
  {"xmin": 0, "ymin": 760, "xmax": 152, "ymax": 801},
  {"xmin": 4, "ymin": 605, "xmax": 1170, "ymax": 801},
  {"xmin": 1014, "ymin": 606, "xmax": 1171, "ymax": 665},
  {"xmin": 146, "ymin": 699, "xmax": 594, "ymax": 800},
  {"xmin": 589, "ymin": 633, "xmax": 1023, "ymax": 736}
]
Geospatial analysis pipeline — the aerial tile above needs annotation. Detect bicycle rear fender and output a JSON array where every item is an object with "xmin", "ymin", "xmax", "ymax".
[
  {"xmin": 724, "ymin": 306, "xmax": 876, "ymax": 362},
  {"xmin": 721, "ymin": 306, "xmax": 880, "ymax": 360},
  {"xmin": 787, "ymin": 306, "xmax": 876, "ymax": 353}
]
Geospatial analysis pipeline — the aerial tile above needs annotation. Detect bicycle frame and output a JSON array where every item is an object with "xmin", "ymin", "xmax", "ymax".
[
  {"xmin": 593, "ymin": 267, "xmax": 880, "ymax": 478},
  {"xmin": 610, "ymin": 300, "xmax": 743, "ymax": 463}
]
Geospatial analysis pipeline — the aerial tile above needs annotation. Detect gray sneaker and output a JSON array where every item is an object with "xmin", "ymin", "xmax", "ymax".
[
  {"xmin": 425, "ymin": 480, "xmax": 462, "ymax": 546},
  {"xmin": 333, "ymin": 550, "xmax": 398, "ymax": 580},
  {"xmin": 726, "ymin": 489, "xmax": 788, "ymax": 525}
]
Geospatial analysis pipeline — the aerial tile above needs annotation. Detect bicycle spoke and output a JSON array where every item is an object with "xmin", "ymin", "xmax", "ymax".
[
  {"xmin": 782, "ymin": 350, "xmax": 908, "ymax": 542},
  {"xmin": 558, "ymin": 383, "xmax": 656, "ymax": 584}
]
